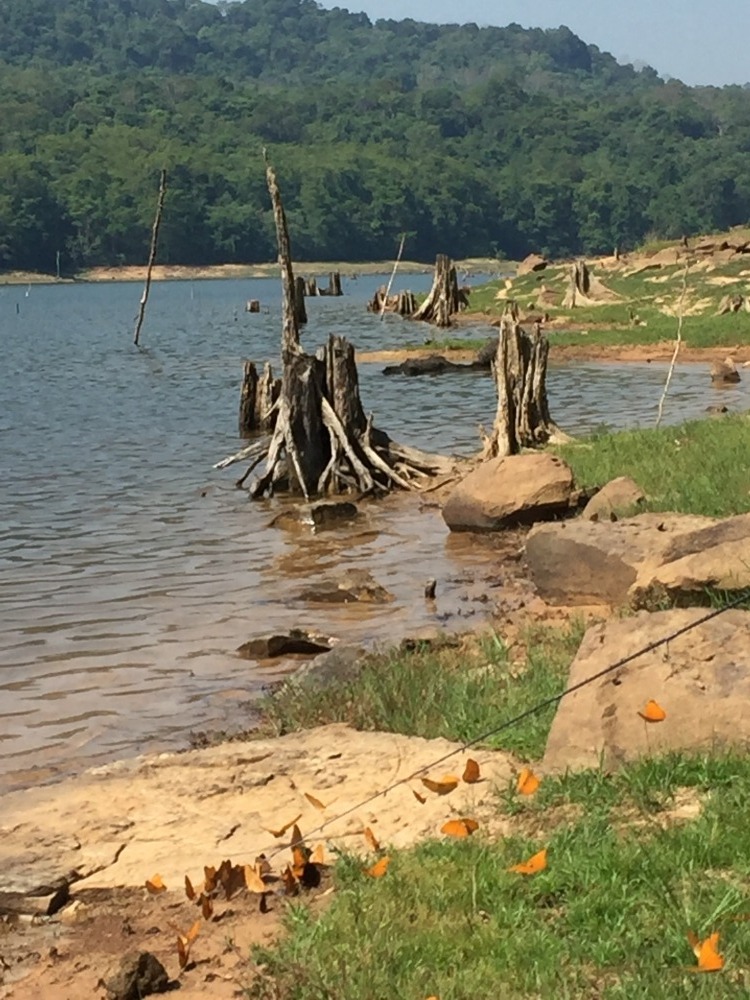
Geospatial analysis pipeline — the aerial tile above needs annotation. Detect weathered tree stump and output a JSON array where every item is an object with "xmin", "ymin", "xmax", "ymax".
[
  {"xmin": 562, "ymin": 261, "xmax": 591, "ymax": 309},
  {"xmin": 327, "ymin": 271, "xmax": 342, "ymax": 296},
  {"xmin": 305, "ymin": 278, "xmax": 319, "ymax": 297},
  {"xmin": 412, "ymin": 254, "xmax": 468, "ymax": 328},
  {"xmin": 717, "ymin": 294, "xmax": 747, "ymax": 315},
  {"xmin": 216, "ymin": 155, "xmax": 455, "ymax": 499},
  {"xmin": 482, "ymin": 316, "xmax": 568, "ymax": 459},
  {"xmin": 294, "ymin": 276, "xmax": 308, "ymax": 325},
  {"xmin": 245, "ymin": 299, "xmax": 260, "ymax": 313},
  {"xmin": 238, "ymin": 361, "xmax": 280, "ymax": 436},
  {"xmin": 367, "ymin": 286, "xmax": 417, "ymax": 316}
]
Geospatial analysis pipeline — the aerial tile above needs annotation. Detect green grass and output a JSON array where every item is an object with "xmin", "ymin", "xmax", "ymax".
[
  {"xmin": 261, "ymin": 623, "xmax": 584, "ymax": 761},
  {"xmin": 558, "ymin": 415, "xmax": 750, "ymax": 518},
  {"xmin": 248, "ymin": 753, "xmax": 750, "ymax": 999}
]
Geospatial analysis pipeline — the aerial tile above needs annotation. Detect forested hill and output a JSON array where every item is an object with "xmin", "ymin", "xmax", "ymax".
[
  {"xmin": 0, "ymin": 0, "xmax": 651, "ymax": 89},
  {"xmin": 1, "ymin": 0, "xmax": 749, "ymax": 273}
]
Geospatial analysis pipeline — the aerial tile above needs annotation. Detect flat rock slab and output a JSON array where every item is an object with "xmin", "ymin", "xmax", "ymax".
[
  {"xmin": 543, "ymin": 608, "xmax": 750, "ymax": 772},
  {"xmin": 0, "ymin": 725, "xmax": 514, "ymax": 900},
  {"xmin": 526, "ymin": 511, "xmax": 750, "ymax": 607}
]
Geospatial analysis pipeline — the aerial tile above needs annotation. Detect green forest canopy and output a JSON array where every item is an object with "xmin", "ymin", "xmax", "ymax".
[{"xmin": 1, "ymin": 0, "xmax": 750, "ymax": 272}]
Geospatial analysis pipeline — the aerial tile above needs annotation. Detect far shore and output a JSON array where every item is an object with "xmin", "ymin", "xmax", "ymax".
[
  {"xmin": 357, "ymin": 338, "xmax": 750, "ymax": 366},
  {"xmin": 0, "ymin": 257, "xmax": 504, "ymax": 286}
]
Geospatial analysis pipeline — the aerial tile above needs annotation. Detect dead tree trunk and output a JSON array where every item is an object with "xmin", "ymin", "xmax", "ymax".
[
  {"xmin": 562, "ymin": 261, "xmax": 591, "ymax": 309},
  {"xmin": 412, "ymin": 254, "xmax": 463, "ymax": 327},
  {"xmin": 367, "ymin": 286, "xmax": 416, "ymax": 316},
  {"xmin": 305, "ymin": 278, "xmax": 319, "ymax": 296},
  {"xmin": 215, "ymin": 156, "xmax": 456, "ymax": 499},
  {"xmin": 133, "ymin": 168, "xmax": 167, "ymax": 347},
  {"xmin": 239, "ymin": 361, "xmax": 280, "ymax": 437},
  {"xmin": 482, "ymin": 317, "xmax": 568, "ymax": 459},
  {"xmin": 326, "ymin": 271, "xmax": 342, "ymax": 296},
  {"xmin": 294, "ymin": 276, "xmax": 308, "ymax": 325}
]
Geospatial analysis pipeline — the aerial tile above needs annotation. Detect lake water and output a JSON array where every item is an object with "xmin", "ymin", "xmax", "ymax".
[{"xmin": 1, "ymin": 273, "xmax": 747, "ymax": 792}]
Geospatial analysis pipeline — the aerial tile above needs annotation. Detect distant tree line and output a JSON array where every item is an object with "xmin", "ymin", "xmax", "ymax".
[{"xmin": 0, "ymin": 0, "xmax": 749, "ymax": 272}]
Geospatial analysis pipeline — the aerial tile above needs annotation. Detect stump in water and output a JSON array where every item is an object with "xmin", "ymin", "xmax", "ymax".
[
  {"xmin": 367, "ymin": 286, "xmax": 417, "ymax": 317},
  {"xmin": 412, "ymin": 254, "xmax": 469, "ymax": 327},
  {"xmin": 305, "ymin": 278, "xmax": 319, "ymax": 297},
  {"xmin": 482, "ymin": 314, "xmax": 568, "ymax": 459},
  {"xmin": 238, "ymin": 361, "xmax": 280, "ymax": 436},
  {"xmin": 216, "ymin": 155, "xmax": 455, "ymax": 499}
]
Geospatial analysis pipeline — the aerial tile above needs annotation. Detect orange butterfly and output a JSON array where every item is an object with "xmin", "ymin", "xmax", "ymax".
[
  {"xmin": 421, "ymin": 775, "xmax": 459, "ymax": 795},
  {"xmin": 462, "ymin": 759, "xmax": 481, "ymax": 784},
  {"xmin": 145, "ymin": 874, "xmax": 167, "ymax": 894},
  {"xmin": 184, "ymin": 875, "xmax": 196, "ymax": 901},
  {"xmin": 412, "ymin": 788, "xmax": 427, "ymax": 804},
  {"xmin": 175, "ymin": 919, "xmax": 201, "ymax": 969},
  {"xmin": 516, "ymin": 768, "xmax": 540, "ymax": 796},
  {"xmin": 304, "ymin": 792, "xmax": 326, "ymax": 811},
  {"xmin": 266, "ymin": 814, "xmax": 302, "ymax": 838},
  {"xmin": 441, "ymin": 818, "xmax": 479, "ymax": 838},
  {"xmin": 365, "ymin": 856, "xmax": 390, "ymax": 878},
  {"xmin": 364, "ymin": 827, "xmax": 381, "ymax": 852},
  {"xmin": 687, "ymin": 930, "xmax": 724, "ymax": 972},
  {"xmin": 507, "ymin": 848, "xmax": 547, "ymax": 875},
  {"xmin": 244, "ymin": 864, "xmax": 267, "ymax": 894},
  {"xmin": 638, "ymin": 700, "xmax": 666, "ymax": 723},
  {"xmin": 310, "ymin": 843, "xmax": 327, "ymax": 866}
]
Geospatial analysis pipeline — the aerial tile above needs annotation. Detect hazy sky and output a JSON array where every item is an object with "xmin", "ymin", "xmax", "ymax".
[{"xmin": 318, "ymin": 0, "xmax": 750, "ymax": 87}]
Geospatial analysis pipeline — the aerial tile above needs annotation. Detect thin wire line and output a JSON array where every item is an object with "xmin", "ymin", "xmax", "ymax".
[{"xmin": 260, "ymin": 590, "xmax": 750, "ymax": 862}]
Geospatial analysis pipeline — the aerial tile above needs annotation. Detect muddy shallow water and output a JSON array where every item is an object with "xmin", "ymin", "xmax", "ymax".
[{"xmin": 2, "ymin": 274, "xmax": 748, "ymax": 792}]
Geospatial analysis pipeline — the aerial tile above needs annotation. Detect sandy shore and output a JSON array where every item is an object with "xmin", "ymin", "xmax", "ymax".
[
  {"xmin": 0, "ymin": 257, "xmax": 501, "ymax": 286},
  {"xmin": 357, "ymin": 341, "xmax": 750, "ymax": 366}
]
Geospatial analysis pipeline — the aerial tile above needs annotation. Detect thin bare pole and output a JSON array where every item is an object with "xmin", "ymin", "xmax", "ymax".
[
  {"xmin": 133, "ymin": 168, "xmax": 168, "ymax": 347},
  {"xmin": 379, "ymin": 233, "xmax": 406, "ymax": 319},
  {"xmin": 655, "ymin": 260, "xmax": 689, "ymax": 428}
]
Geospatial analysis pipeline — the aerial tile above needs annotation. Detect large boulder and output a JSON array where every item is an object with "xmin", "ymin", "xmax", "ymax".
[
  {"xmin": 526, "ymin": 512, "xmax": 750, "ymax": 608},
  {"xmin": 442, "ymin": 453, "xmax": 576, "ymax": 532},
  {"xmin": 544, "ymin": 609, "xmax": 750, "ymax": 772}
]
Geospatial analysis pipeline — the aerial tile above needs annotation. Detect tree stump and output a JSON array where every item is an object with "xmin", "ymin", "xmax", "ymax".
[
  {"xmin": 305, "ymin": 278, "xmax": 319, "ymax": 296},
  {"xmin": 562, "ymin": 261, "xmax": 591, "ymax": 309},
  {"xmin": 412, "ymin": 254, "xmax": 467, "ymax": 327},
  {"xmin": 239, "ymin": 361, "xmax": 280, "ymax": 436},
  {"xmin": 482, "ymin": 316, "xmax": 568, "ymax": 459},
  {"xmin": 367, "ymin": 286, "xmax": 417, "ymax": 317},
  {"xmin": 218, "ymin": 154, "xmax": 456, "ymax": 500}
]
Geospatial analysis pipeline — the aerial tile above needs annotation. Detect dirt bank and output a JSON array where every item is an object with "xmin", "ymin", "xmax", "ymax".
[{"xmin": 358, "ymin": 340, "xmax": 750, "ymax": 366}]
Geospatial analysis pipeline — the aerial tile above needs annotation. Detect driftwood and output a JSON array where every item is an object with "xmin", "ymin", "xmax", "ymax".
[
  {"xmin": 412, "ymin": 254, "xmax": 469, "ymax": 327},
  {"xmin": 482, "ymin": 314, "xmax": 568, "ymax": 458},
  {"xmin": 238, "ymin": 361, "xmax": 280, "ymax": 436},
  {"xmin": 133, "ymin": 168, "xmax": 167, "ymax": 346},
  {"xmin": 217, "ymin": 157, "xmax": 455, "ymax": 499},
  {"xmin": 383, "ymin": 338, "xmax": 497, "ymax": 376}
]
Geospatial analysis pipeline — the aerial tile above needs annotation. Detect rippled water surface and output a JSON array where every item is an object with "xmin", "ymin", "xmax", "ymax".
[{"xmin": 1, "ymin": 274, "xmax": 747, "ymax": 791}]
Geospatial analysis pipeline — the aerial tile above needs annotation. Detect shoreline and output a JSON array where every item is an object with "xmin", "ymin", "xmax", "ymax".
[
  {"xmin": 0, "ymin": 257, "xmax": 503, "ymax": 286},
  {"xmin": 357, "ymin": 340, "xmax": 750, "ymax": 365}
]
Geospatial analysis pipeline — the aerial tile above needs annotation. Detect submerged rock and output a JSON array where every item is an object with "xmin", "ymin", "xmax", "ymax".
[
  {"xmin": 710, "ymin": 357, "xmax": 741, "ymax": 384},
  {"xmin": 237, "ymin": 630, "xmax": 332, "ymax": 659},
  {"xmin": 297, "ymin": 568, "xmax": 393, "ymax": 604}
]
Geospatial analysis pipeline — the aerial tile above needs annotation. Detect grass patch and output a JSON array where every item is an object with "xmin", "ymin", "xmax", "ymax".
[
  {"xmin": 248, "ymin": 753, "xmax": 750, "ymax": 999},
  {"xmin": 557, "ymin": 415, "xmax": 750, "ymax": 518},
  {"xmin": 261, "ymin": 622, "xmax": 584, "ymax": 761}
]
